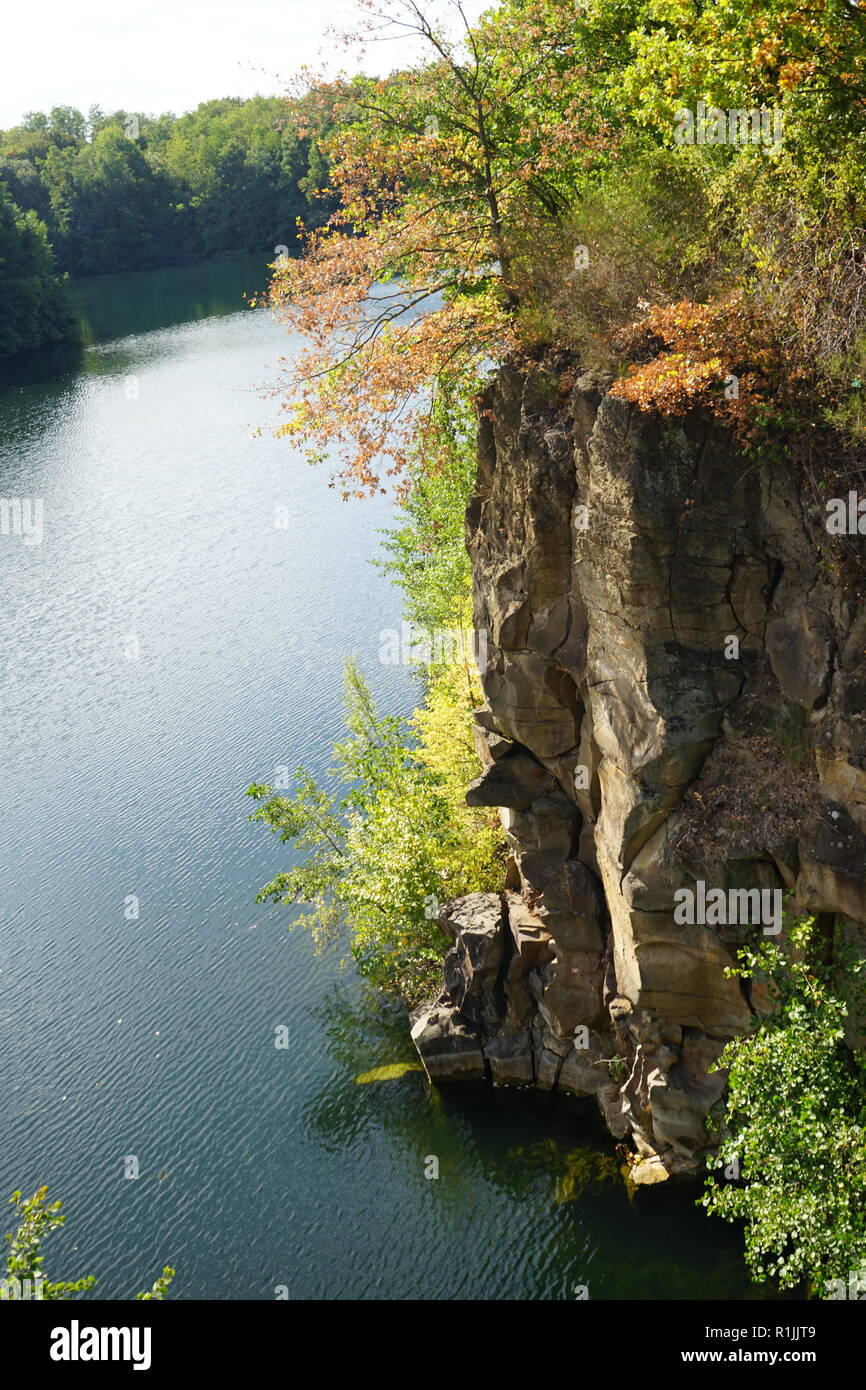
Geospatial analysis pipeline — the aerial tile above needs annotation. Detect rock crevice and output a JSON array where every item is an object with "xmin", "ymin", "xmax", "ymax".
[{"xmin": 411, "ymin": 360, "xmax": 866, "ymax": 1181}]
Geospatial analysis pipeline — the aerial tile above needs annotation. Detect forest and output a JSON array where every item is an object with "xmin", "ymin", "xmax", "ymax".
[{"xmin": 0, "ymin": 94, "xmax": 335, "ymax": 356}]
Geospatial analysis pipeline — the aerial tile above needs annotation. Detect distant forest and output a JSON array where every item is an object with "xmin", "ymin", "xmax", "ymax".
[{"xmin": 0, "ymin": 95, "xmax": 335, "ymax": 357}]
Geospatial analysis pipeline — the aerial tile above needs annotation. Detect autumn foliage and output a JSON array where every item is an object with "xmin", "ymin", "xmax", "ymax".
[
  {"xmin": 609, "ymin": 294, "xmax": 814, "ymax": 448},
  {"xmin": 263, "ymin": 0, "xmax": 866, "ymax": 488},
  {"xmin": 259, "ymin": 0, "xmax": 628, "ymax": 493}
]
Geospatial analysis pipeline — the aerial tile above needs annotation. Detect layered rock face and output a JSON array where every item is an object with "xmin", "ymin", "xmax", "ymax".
[{"xmin": 411, "ymin": 359, "xmax": 866, "ymax": 1182}]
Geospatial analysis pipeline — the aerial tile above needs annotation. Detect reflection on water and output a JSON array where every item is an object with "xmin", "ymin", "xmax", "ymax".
[
  {"xmin": 0, "ymin": 256, "xmax": 269, "ymax": 394},
  {"xmin": 0, "ymin": 337, "xmax": 85, "ymax": 391},
  {"xmin": 70, "ymin": 255, "xmax": 271, "ymax": 345},
  {"xmin": 301, "ymin": 981, "xmax": 786, "ymax": 1301}
]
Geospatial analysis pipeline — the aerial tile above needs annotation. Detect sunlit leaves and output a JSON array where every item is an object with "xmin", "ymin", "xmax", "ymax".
[
  {"xmin": 247, "ymin": 652, "xmax": 502, "ymax": 998},
  {"xmin": 3, "ymin": 1188, "xmax": 173, "ymax": 1300},
  {"xmin": 703, "ymin": 912, "xmax": 866, "ymax": 1293}
]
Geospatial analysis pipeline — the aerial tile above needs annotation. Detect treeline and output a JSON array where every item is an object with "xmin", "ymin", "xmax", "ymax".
[
  {"xmin": 0, "ymin": 93, "xmax": 336, "ymax": 357},
  {"xmin": 0, "ymin": 182, "xmax": 76, "ymax": 357},
  {"xmin": 0, "ymin": 96, "xmax": 333, "ymax": 280}
]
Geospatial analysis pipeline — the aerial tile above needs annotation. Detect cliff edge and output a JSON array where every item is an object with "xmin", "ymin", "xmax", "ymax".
[{"xmin": 411, "ymin": 358, "xmax": 866, "ymax": 1183}]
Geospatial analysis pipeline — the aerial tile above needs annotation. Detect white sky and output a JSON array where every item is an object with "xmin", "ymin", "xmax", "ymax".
[{"xmin": 1, "ymin": 0, "xmax": 491, "ymax": 128}]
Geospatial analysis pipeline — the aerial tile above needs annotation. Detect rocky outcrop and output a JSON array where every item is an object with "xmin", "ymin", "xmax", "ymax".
[{"xmin": 411, "ymin": 358, "xmax": 866, "ymax": 1182}]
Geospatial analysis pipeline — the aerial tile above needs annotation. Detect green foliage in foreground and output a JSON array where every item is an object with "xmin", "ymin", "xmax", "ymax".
[
  {"xmin": 703, "ymin": 912, "xmax": 866, "ymax": 1296},
  {"xmin": 247, "ymin": 658, "xmax": 503, "ymax": 999},
  {"xmin": 3, "ymin": 1187, "xmax": 174, "ymax": 1300}
]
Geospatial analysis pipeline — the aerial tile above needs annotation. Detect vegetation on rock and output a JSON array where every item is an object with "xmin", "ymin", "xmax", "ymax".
[
  {"xmin": 247, "ymin": 378, "xmax": 504, "ymax": 999},
  {"xmin": 704, "ymin": 910, "xmax": 866, "ymax": 1294},
  {"xmin": 250, "ymin": 0, "xmax": 866, "ymax": 1292},
  {"xmin": 262, "ymin": 0, "xmax": 866, "ymax": 493}
]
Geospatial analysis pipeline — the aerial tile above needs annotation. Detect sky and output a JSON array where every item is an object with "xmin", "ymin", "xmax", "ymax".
[{"xmin": 0, "ymin": 0, "xmax": 490, "ymax": 129}]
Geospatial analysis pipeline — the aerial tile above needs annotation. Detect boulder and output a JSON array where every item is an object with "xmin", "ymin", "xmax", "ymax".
[
  {"xmin": 465, "ymin": 749, "xmax": 556, "ymax": 810},
  {"xmin": 410, "ymin": 1003, "xmax": 486, "ymax": 1082}
]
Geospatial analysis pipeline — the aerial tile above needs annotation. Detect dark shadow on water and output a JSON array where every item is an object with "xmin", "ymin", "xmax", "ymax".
[
  {"xmin": 303, "ymin": 981, "xmax": 796, "ymax": 1300},
  {"xmin": 68, "ymin": 254, "xmax": 273, "ymax": 345},
  {"xmin": 0, "ymin": 338, "xmax": 85, "ymax": 393},
  {"xmin": 0, "ymin": 253, "xmax": 274, "ymax": 397}
]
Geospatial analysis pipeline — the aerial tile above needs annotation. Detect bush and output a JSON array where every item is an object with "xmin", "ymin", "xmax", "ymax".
[
  {"xmin": 375, "ymin": 375, "xmax": 477, "ymax": 632},
  {"xmin": 249, "ymin": 376, "xmax": 505, "ymax": 1000},
  {"xmin": 513, "ymin": 148, "xmax": 731, "ymax": 367},
  {"xmin": 703, "ymin": 911, "xmax": 866, "ymax": 1295},
  {"xmin": 247, "ymin": 658, "xmax": 504, "ymax": 999}
]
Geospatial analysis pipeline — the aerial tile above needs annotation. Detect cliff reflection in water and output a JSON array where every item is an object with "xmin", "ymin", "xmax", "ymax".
[{"xmin": 300, "ymin": 982, "xmax": 786, "ymax": 1301}]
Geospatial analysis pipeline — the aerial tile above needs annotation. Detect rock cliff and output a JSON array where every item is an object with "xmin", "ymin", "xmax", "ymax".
[{"xmin": 411, "ymin": 357, "xmax": 866, "ymax": 1183}]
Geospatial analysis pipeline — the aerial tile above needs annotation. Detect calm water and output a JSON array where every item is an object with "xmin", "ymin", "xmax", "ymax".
[{"xmin": 0, "ymin": 256, "xmax": 770, "ymax": 1300}]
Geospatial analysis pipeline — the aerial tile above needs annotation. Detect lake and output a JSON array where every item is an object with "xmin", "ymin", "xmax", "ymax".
[{"xmin": 0, "ymin": 255, "xmax": 771, "ymax": 1300}]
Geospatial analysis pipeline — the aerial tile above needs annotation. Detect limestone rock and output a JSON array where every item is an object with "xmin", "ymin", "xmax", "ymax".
[
  {"xmin": 473, "ymin": 723, "xmax": 514, "ymax": 766},
  {"xmin": 440, "ymin": 893, "xmax": 506, "ymax": 1029},
  {"xmin": 557, "ymin": 1032, "xmax": 608, "ymax": 1097},
  {"xmin": 465, "ymin": 749, "xmax": 555, "ymax": 810},
  {"xmin": 485, "ymin": 1032, "xmax": 535, "ymax": 1086}
]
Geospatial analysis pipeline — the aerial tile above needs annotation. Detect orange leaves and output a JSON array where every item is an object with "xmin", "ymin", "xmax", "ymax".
[
  {"xmin": 752, "ymin": 38, "xmax": 783, "ymax": 69},
  {"xmin": 264, "ymin": 209, "xmax": 515, "ymax": 494},
  {"xmin": 609, "ymin": 293, "xmax": 795, "ymax": 447},
  {"xmin": 611, "ymin": 351, "xmax": 729, "ymax": 416},
  {"xmin": 258, "ymin": 1, "xmax": 631, "ymax": 493},
  {"xmin": 778, "ymin": 59, "xmax": 818, "ymax": 89}
]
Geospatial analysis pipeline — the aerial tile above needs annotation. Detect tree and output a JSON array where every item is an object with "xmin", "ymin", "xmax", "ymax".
[
  {"xmin": 0, "ymin": 181, "xmax": 75, "ymax": 357},
  {"xmin": 703, "ymin": 911, "xmax": 866, "ymax": 1295},
  {"xmin": 247, "ymin": 652, "xmax": 501, "ymax": 997},
  {"xmin": 0, "ymin": 95, "xmax": 334, "ymax": 279},
  {"xmin": 264, "ymin": 0, "xmax": 866, "ymax": 484},
  {"xmin": 43, "ymin": 126, "xmax": 189, "ymax": 277},
  {"xmin": 262, "ymin": 0, "xmax": 616, "ymax": 493}
]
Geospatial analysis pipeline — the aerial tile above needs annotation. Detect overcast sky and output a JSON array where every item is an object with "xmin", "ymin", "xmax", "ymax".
[{"xmin": 1, "ymin": 0, "xmax": 490, "ymax": 128}]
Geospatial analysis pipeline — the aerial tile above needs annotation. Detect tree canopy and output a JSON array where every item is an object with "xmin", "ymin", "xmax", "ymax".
[
  {"xmin": 261, "ymin": 0, "xmax": 866, "ymax": 491},
  {"xmin": 0, "ymin": 180, "xmax": 75, "ymax": 357},
  {"xmin": 0, "ymin": 94, "xmax": 337, "ymax": 281}
]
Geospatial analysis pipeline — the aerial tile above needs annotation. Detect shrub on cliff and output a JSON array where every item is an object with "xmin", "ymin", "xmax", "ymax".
[
  {"xmin": 513, "ymin": 147, "xmax": 731, "ymax": 364},
  {"xmin": 376, "ymin": 377, "xmax": 477, "ymax": 631},
  {"xmin": 247, "ymin": 657, "xmax": 503, "ymax": 999},
  {"xmin": 703, "ymin": 912, "xmax": 866, "ymax": 1295},
  {"xmin": 248, "ymin": 372, "xmax": 504, "ymax": 998}
]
